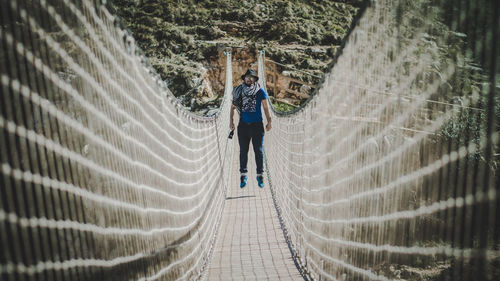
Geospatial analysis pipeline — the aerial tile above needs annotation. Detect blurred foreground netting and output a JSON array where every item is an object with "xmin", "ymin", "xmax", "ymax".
[
  {"xmin": 0, "ymin": 0, "xmax": 499, "ymax": 280},
  {"xmin": 0, "ymin": 0, "xmax": 234, "ymax": 280},
  {"xmin": 262, "ymin": 0, "xmax": 499, "ymax": 280}
]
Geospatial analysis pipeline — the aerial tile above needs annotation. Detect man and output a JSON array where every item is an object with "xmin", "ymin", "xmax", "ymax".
[{"xmin": 230, "ymin": 69, "xmax": 272, "ymax": 188}]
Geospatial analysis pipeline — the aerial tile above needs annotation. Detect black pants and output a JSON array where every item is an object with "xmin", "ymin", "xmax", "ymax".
[{"xmin": 238, "ymin": 122, "xmax": 264, "ymax": 174}]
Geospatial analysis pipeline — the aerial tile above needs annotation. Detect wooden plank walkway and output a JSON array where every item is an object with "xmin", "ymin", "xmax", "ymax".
[{"xmin": 206, "ymin": 141, "xmax": 303, "ymax": 281}]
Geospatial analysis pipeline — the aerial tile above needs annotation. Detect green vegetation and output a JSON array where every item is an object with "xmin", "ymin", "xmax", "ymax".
[
  {"xmin": 271, "ymin": 100, "xmax": 296, "ymax": 112},
  {"xmin": 107, "ymin": 0, "xmax": 361, "ymax": 110}
]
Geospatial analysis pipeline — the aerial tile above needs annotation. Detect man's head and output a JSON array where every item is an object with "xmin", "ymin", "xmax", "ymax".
[{"xmin": 241, "ymin": 69, "xmax": 259, "ymax": 86}]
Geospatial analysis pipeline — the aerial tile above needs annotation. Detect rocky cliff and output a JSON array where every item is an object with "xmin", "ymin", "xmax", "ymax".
[{"xmin": 107, "ymin": 0, "xmax": 363, "ymax": 114}]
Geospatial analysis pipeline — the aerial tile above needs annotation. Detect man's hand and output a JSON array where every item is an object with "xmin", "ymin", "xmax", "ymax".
[
  {"xmin": 230, "ymin": 104, "xmax": 236, "ymax": 131},
  {"xmin": 262, "ymin": 99, "xmax": 272, "ymax": 132},
  {"xmin": 266, "ymin": 122, "xmax": 272, "ymax": 131}
]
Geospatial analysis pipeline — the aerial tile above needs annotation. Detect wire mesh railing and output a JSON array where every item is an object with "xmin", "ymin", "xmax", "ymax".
[
  {"xmin": 0, "ymin": 0, "xmax": 233, "ymax": 280},
  {"xmin": 1, "ymin": 0, "xmax": 499, "ymax": 280},
  {"xmin": 261, "ymin": 0, "xmax": 499, "ymax": 280}
]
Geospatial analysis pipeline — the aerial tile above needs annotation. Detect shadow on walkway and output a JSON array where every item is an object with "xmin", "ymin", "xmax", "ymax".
[{"xmin": 225, "ymin": 195, "xmax": 256, "ymax": 200}]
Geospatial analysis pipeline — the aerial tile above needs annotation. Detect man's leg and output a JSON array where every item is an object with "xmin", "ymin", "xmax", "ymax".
[
  {"xmin": 237, "ymin": 124, "xmax": 251, "ymax": 175},
  {"xmin": 251, "ymin": 123, "xmax": 265, "ymax": 175}
]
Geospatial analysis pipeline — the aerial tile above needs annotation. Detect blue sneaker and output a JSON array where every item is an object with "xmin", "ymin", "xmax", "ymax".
[
  {"xmin": 256, "ymin": 175, "xmax": 264, "ymax": 188},
  {"xmin": 240, "ymin": 175, "xmax": 248, "ymax": 188}
]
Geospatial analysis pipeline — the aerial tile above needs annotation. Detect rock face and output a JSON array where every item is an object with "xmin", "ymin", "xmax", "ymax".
[
  {"xmin": 190, "ymin": 48, "xmax": 259, "ymax": 114},
  {"xmin": 107, "ymin": 0, "xmax": 362, "ymax": 114},
  {"xmin": 231, "ymin": 49, "xmax": 259, "ymax": 86}
]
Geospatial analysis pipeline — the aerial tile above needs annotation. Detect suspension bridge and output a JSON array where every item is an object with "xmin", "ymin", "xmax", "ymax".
[{"xmin": 0, "ymin": 0, "xmax": 499, "ymax": 280}]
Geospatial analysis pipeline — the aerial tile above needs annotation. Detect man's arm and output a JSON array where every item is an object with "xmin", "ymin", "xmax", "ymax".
[
  {"xmin": 262, "ymin": 99, "xmax": 272, "ymax": 131},
  {"xmin": 230, "ymin": 104, "xmax": 236, "ymax": 131}
]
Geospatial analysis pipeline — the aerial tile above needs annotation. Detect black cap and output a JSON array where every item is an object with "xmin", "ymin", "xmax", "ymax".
[{"xmin": 241, "ymin": 69, "xmax": 259, "ymax": 81}]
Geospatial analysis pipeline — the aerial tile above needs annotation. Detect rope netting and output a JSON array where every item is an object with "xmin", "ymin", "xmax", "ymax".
[
  {"xmin": 0, "ymin": 0, "xmax": 233, "ymax": 280},
  {"xmin": 1, "ymin": 0, "xmax": 499, "ymax": 280},
  {"xmin": 261, "ymin": 0, "xmax": 499, "ymax": 280}
]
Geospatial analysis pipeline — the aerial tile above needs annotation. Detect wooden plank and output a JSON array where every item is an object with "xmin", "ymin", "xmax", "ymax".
[
  {"xmin": 264, "ymin": 59, "xmax": 317, "ymax": 88},
  {"xmin": 270, "ymin": 97, "xmax": 299, "ymax": 108},
  {"xmin": 273, "ymin": 62, "xmax": 278, "ymax": 97},
  {"xmin": 265, "ymin": 59, "xmax": 322, "ymax": 79},
  {"xmin": 206, "ymin": 143, "xmax": 303, "ymax": 281},
  {"xmin": 281, "ymin": 76, "xmax": 316, "ymax": 88},
  {"xmin": 284, "ymin": 88, "xmax": 310, "ymax": 99},
  {"xmin": 263, "ymin": 58, "xmax": 315, "ymax": 98}
]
